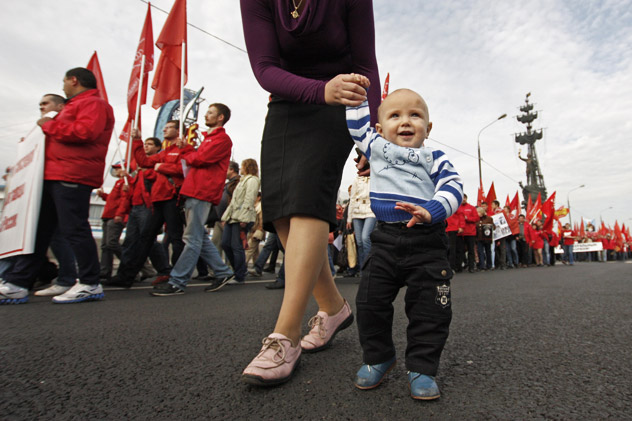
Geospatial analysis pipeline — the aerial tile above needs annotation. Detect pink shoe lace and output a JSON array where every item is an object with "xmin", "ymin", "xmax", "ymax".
[
  {"xmin": 242, "ymin": 333, "xmax": 301, "ymax": 385},
  {"xmin": 300, "ymin": 299, "xmax": 353, "ymax": 353}
]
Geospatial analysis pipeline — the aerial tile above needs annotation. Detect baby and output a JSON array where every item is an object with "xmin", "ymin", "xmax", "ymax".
[{"xmin": 346, "ymin": 78, "xmax": 463, "ymax": 400}]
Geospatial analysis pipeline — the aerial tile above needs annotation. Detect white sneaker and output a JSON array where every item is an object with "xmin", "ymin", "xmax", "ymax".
[
  {"xmin": 0, "ymin": 281, "xmax": 29, "ymax": 304},
  {"xmin": 52, "ymin": 282, "xmax": 104, "ymax": 304},
  {"xmin": 34, "ymin": 284, "xmax": 72, "ymax": 297}
]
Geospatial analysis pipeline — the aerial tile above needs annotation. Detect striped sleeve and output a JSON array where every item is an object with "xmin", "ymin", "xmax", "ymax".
[
  {"xmin": 346, "ymin": 100, "xmax": 377, "ymax": 159},
  {"xmin": 423, "ymin": 150, "xmax": 464, "ymax": 222}
]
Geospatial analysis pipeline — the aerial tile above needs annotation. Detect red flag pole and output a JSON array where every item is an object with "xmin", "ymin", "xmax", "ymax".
[{"xmin": 179, "ymin": 40, "xmax": 186, "ymax": 138}]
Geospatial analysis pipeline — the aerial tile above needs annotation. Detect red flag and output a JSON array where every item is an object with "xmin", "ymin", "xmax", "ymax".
[
  {"xmin": 86, "ymin": 51, "xmax": 109, "ymax": 103},
  {"xmin": 614, "ymin": 221, "xmax": 623, "ymax": 240},
  {"xmin": 151, "ymin": 0, "xmax": 187, "ymax": 109},
  {"xmin": 510, "ymin": 191, "xmax": 520, "ymax": 215},
  {"xmin": 486, "ymin": 182, "xmax": 497, "ymax": 210},
  {"xmin": 381, "ymin": 73, "xmax": 390, "ymax": 102},
  {"xmin": 477, "ymin": 186, "xmax": 485, "ymax": 207},
  {"xmin": 120, "ymin": 2, "xmax": 155, "ymax": 142},
  {"xmin": 579, "ymin": 219, "xmax": 585, "ymax": 238},
  {"xmin": 541, "ymin": 191, "xmax": 556, "ymax": 231},
  {"xmin": 527, "ymin": 192, "xmax": 542, "ymax": 222},
  {"xmin": 504, "ymin": 194, "xmax": 510, "ymax": 209}
]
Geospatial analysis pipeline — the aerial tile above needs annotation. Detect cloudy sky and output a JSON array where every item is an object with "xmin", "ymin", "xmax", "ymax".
[{"xmin": 1, "ymin": 0, "xmax": 631, "ymax": 227}]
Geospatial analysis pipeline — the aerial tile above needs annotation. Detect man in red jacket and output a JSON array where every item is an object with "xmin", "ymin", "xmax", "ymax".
[
  {"xmin": 457, "ymin": 194, "xmax": 479, "ymax": 273},
  {"xmin": 0, "ymin": 68, "xmax": 114, "ymax": 304},
  {"xmin": 117, "ymin": 137, "xmax": 171, "ymax": 283},
  {"xmin": 108, "ymin": 120, "xmax": 194, "ymax": 287},
  {"xmin": 152, "ymin": 103, "xmax": 235, "ymax": 296},
  {"xmin": 96, "ymin": 163, "xmax": 131, "ymax": 280}
]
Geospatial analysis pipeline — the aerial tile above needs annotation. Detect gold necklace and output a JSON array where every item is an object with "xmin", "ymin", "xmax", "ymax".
[{"xmin": 291, "ymin": 0, "xmax": 304, "ymax": 18}]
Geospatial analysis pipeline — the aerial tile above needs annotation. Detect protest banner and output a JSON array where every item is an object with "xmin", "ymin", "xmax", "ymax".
[
  {"xmin": 492, "ymin": 213, "xmax": 511, "ymax": 240},
  {"xmin": 554, "ymin": 242, "xmax": 603, "ymax": 254},
  {"xmin": 0, "ymin": 126, "xmax": 44, "ymax": 257}
]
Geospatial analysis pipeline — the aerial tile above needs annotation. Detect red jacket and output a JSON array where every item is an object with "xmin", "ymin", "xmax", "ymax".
[
  {"xmin": 561, "ymin": 229, "xmax": 575, "ymax": 246},
  {"xmin": 41, "ymin": 89, "xmax": 114, "ymax": 187},
  {"xmin": 179, "ymin": 128, "xmax": 233, "ymax": 204},
  {"xmin": 601, "ymin": 238, "xmax": 615, "ymax": 250},
  {"xmin": 97, "ymin": 177, "xmax": 131, "ymax": 219},
  {"xmin": 129, "ymin": 169, "xmax": 155, "ymax": 208},
  {"xmin": 133, "ymin": 140, "xmax": 194, "ymax": 203},
  {"xmin": 446, "ymin": 209, "xmax": 463, "ymax": 233},
  {"xmin": 459, "ymin": 203, "xmax": 479, "ymax": 236},
  {"xmin": 526, "ymin": 225, "xmax": 544, "ymax": 249}
]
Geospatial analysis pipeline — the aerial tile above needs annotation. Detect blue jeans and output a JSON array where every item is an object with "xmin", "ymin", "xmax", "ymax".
[
  {"xmin": 353, "ymin": 217, "xmax": 376, "ymax": 269},
  {"xmin": 222, "ymin": 222, "xmax": 253, "ymax": 282},
  {"xmin": 505, "ymin": 236, "xmax": 518, "ymax": 268},
  {"xmin": 562, "ymin": 244, "xmax": 574, "ymax": 265},
  {"xmin": 253, "ymin": 233, "xmax": 281, "ymax": 272},
  {"xmin": 477, "ymin": 241, "xmax": 492, "ymax": 270},
  {"xmin": 169, "ymin": 198, "xmax": 233, "ymax": 289},
  {"xmin": 542, "ymin": 239, "xmax": 550, "ymax": 265},
  {"xmin": 276, "ymin": 259, "xmax": 286, "ymax": 285}
]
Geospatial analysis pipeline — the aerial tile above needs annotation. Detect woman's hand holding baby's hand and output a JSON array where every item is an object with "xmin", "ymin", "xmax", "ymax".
[
  {"xmin": 394, "ymin": 202, "xmax": 432, "ymax": 227},
  {"xmin": 325, "ymin": 74, "xmax": 370, "ymax": 106}
]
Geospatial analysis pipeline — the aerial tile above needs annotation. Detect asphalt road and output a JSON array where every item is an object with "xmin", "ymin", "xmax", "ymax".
[{"xmin": 1, "ymin": 261, "xmax": 631, "ymax": 420}]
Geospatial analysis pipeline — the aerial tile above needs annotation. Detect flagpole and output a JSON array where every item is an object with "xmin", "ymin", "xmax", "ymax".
[
  {"xmin": 133, "ymin": 55, "xmax": 146, "ymax": 131},
  {"xmin": 179, "ymin": 41, "xmax": 186, "ymax": 139},
  {"xmin": 128, "ymin": 55, "xmax": 146, "ymax": 175}
]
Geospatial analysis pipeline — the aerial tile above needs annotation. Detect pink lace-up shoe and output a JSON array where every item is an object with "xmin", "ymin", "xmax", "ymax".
[
  {"xmin": 300, "ymin": 299, "xmax": 354, "ymax": 353},
  {"xmin": 242, "ymin": 333, "xmax": 302, "ymax": 386}
]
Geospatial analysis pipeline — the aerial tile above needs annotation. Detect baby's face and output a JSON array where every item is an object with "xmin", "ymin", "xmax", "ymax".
[{"xmin": 376, "ymin": 89, "xmax": 432, "ymax": 149}]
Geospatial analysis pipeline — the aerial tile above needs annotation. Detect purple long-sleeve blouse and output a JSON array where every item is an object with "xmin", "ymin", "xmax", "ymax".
[{"xmin": 240, "ymin": 0, "xmax": 381, "ymax": 125}]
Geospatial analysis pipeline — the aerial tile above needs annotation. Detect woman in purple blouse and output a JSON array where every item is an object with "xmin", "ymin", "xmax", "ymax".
[{"xmin": 240, "ymin": 0, "xmax": 381, "ymax": 386}]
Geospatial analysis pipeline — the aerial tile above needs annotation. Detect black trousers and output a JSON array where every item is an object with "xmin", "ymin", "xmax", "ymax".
[
  {"xmin": 447, "ymin": 230, "xmax": 458, "ymax": 271},
  {"xmin": 6, "ymin": 180, "xmax": 99, "ymax": 288},
  {"xmin": 356, "ymin": 222, "xmax": 452, "ymax": 376},
  {"xmin": 462, "ymin": 235, "xmax": 476, "ymax": 271},
  {"xmin": 117, "ymin": 198, "xmax": 183, "ymax": 281}
]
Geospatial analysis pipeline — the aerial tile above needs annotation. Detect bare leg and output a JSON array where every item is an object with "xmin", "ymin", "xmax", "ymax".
[{"xmin": 273, "ymin": 216, "xmax": 345, "ymax": 344}]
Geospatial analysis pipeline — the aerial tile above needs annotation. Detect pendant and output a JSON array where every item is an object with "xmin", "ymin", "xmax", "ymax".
[{"xmin": 291, "ymin": 9, "xmax": 299, "ymax": 18}]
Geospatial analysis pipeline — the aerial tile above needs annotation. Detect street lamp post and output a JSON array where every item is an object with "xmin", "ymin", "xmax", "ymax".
[
  {"xmin": 567, "ymin": 184, "xmax": 585, "ymax": 227},
  {"xmin": 599, "ymin": 206, "xmax": 613, "ymax": 226},
  {"xmin": 477, "ymin": 114, "xmax": 507, "ymax": 191}
]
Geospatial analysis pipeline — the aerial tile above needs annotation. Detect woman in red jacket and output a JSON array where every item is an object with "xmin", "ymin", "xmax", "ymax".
[{"xmin": 526, "ymin": 222, "xmax": 544, "ymax": 266}]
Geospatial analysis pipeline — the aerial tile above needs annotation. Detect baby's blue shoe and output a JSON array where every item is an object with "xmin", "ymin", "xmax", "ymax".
[
  {"xmin": 408, "ymin": 371, "xmax": 440, "ymax": 400},
  {"xmin": 354, "ymin": 356, "xmax": 396, "ymax": 390}
]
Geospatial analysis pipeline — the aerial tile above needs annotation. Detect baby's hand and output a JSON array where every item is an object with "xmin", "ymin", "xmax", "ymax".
[
  {"xmin": 350, "ymin": 73, "xmax": 371, "ymax": 89},
  {"xmin": 394, "ymin": 202, "xmax": 432, "ymax": 227}
]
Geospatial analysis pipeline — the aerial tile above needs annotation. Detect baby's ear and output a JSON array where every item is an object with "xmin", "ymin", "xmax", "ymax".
[
  {"xmin": 375, "ymin": 123, "xmax": 383, "ymax": 135},
  {"xmin": 426, "ymin": 121, "xmax": 433, "ymax": 137}
]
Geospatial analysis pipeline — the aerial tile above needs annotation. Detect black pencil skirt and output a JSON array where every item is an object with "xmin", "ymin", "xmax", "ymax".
[{"xmin": 260, "ymin": 97, "xmax": 354, "ymax": 232}]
